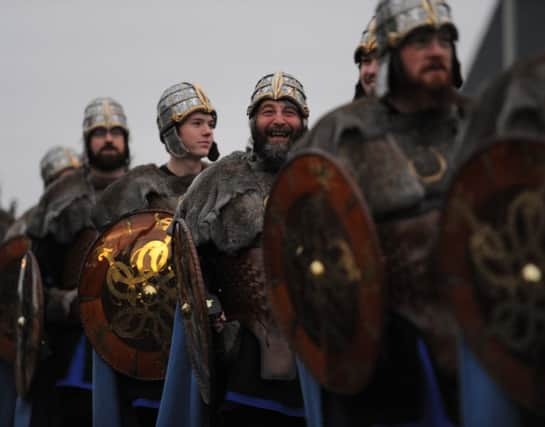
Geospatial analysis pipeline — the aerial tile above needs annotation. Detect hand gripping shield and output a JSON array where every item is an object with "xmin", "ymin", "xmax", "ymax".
[
  {"xmin": 438, "ymin": 138, "xmax": 545, "ymax": 412},
  {"xmin": 0, "ymin": 236, "xmax": 30, "ymax": 364},
  {"xmin": 79, "ymin": 210, "xmax": 177, "ymax": 380},
  {"xmin": 171, "ymin": 218, "xmax": 213, "ymax": 405},
  {"xmin": 15, "ymin": 249, "xmax": 44, "ymax": 398},
  {"xmin": 263, "ymin": 150, "xmax": 385, "ymax": 394}
]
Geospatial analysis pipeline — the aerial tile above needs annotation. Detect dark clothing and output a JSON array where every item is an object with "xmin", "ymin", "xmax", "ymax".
[
  {"xmin": 90, "ymin": 162, "xmax": 204, "ymax": 427},
  {"xmin": 24, "ymin": 167, "xmax": 119, "ymax": 427},
  {"xmin": 179, "ymin": 151, "xmax": 305, "ymax": 424},
  {"xmin": 292, "ymin": 93, "xmax": 469, "ymax": 426}
]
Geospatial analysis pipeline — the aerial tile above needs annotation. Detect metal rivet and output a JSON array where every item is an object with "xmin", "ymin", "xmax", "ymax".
[
  {"xmin": 17, "ymin": 316, "xmax": 26, "ymax": 327},
  {"xmin": 181, "ymin": 302, "xmax": 192, "ymax": 317},
  {"xmin": 310, "ymin": 260, "xmax": 325, "ymax": 277},
  {"xmin": 522, "ymin": 263, "xmax": 542, "ymax": 283}
]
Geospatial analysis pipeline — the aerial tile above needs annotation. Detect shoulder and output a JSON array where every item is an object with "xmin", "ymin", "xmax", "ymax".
[
  {"xmin": 93, "ymin": 164, "xmax": 167, "ymax": 229},
  {"xmin": 294, "ymin": 97, "xmax": 389, "ymax": 154},
  {"xmin": 184, "ymin": 151, "xmax": 249, "ymax": 194},
  {"xmin": 28, "ymin": 168, "xmax": 94, "ymax": 241}
]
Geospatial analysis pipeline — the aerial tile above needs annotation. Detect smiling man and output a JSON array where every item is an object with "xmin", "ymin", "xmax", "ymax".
[{"xmin": 171, "ymin": 72, "xmax": 308, "ymax": 427}]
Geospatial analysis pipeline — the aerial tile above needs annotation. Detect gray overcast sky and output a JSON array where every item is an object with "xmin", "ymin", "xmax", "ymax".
[{"xmin": 0, "ymin": 0, "xmax": 497, "ymax": 212}]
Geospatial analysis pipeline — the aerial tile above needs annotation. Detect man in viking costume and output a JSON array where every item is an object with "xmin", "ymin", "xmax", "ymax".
[
  {"xmin": 0, "ymin": 145, "xmax": 81, "ymax": 425},
  {"xmin": 272, "ymin": 0, "xmax": 470, "ymax": 425},
  {"xmin": 17, "ymin": 97, "xmax": 130, "ymax": 427},
  {"xmin": 85, "ymin": 82, "xmax": 219, "ymax": 427},
  {"xmin": 165, "ymin": 72, "xmax": 309, "ymax": 427}
]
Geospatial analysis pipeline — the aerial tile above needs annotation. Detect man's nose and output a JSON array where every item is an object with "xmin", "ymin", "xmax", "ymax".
[
  {"xmin": 202, "ymin": 124, "xmax": 213, "ymax": 135},
  {"xmin": 427, "ymin": 37, "xmax": 448, "ymax": 56},
  {"xmin": 271, "ymin": 111, "xmax": 288, "ymax": 124}
]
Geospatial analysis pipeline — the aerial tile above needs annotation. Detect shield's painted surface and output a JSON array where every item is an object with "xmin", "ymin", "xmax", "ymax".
[
  {"xmin": 79, "ymin": 210, "xmax": 177, "ymax": 380},
  {"xmin": 439, "ymin": 138, "xmax": 545, "ymax": 412}
]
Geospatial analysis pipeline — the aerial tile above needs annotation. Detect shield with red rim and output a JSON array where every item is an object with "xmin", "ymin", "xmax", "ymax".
[
  {"xmin": 263, "ymin": 149, "xmax": 385, "ymax": 395},
  {"xmin": 439, "ymin": 138, "xmax": 545, "ymax": 412},
  {"xmin": 79, "ymin": 210, "xmax": 177, "ymax": 380}
]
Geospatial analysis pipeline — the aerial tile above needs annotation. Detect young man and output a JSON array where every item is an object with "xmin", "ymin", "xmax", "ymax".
[
  {"xmin": 353, "ymin": 17, "xmax": 379, "ymax": 99},
  {"xmin": 19, "ymin": 97, "xmax": 130, "ymax": 427},
  {"xmin": 166, "ymin": 72, "xmax": 309, "ymax": 427},
  {"xmin": 286, "ymin": 0, "xmax": 469, "ymax": 425},
  {"xmin": 88, "ymin": 82, "xmax": 219, "ymax": 427}
]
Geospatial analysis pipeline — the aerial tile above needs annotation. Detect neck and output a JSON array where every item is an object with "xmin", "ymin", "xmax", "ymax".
[
  {"xmin": 388, "ymin": 86, "xmax": 455, "ymax": 113},
  {"xmin": 166, "ymin": 156, "xmax": 203, "ymax": 177}
]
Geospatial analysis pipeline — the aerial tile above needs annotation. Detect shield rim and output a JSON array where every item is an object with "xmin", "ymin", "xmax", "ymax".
[
  {"xmin": 438, "ymin": 137, "xmax": 545, "ymax": 412},
  {"xmin": 0, "ymin": 236, "xmax": 30, "ymax": 364},
  {"xmin": 78, "ymin": 208, "xmax": 176, "ymax": 380},
  {"xmin": 263, "ymin": 148, "xmax": 385, "ymax": 395},
  {"xmin": 172, "ymin": 218, "xmax": 212, "ymax": 405},
  {"xmin": 15, "ymin": 249, "xmax": 44, "ymax": 398}
]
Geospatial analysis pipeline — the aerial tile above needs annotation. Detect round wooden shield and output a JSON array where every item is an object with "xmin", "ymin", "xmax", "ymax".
[
  {"xmin": 172, "ymin": 218, "xmax": 212, "ymax": 405},
  {"xmin": 263, "ymin": 149, "xmax": 384, "ymax": 395},
  {"xmin": 0, "ymin": 236, "xmax": 30, "ymax": 364},
  {"xmin": 15, "ymin": 249, "xmax": 44, "ymax": 398},
  {"xmin": 79, "ymin": 210, "xmax": 177, "ymax": 380},
  {"xmin": 439, "ymin": 138, "xmax": 545, "ymax": 412}
]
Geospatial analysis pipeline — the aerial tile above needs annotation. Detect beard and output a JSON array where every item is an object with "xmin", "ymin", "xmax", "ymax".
[
  {"xmin": 252, "ymin": 123, "xmax": 305, "ymax": 172},
  {"xmin": 87, "ymin": 143, "xmax": 127, "ymax": 171},
  {"xmin": 390, "ymin": 50, "xmax": 454, "ymax": 103}
]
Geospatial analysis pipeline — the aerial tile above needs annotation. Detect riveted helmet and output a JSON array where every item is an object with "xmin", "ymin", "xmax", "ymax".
[
  {"xmin": 246, "ymin": 71, "xmax": 309, "ymax": 153},
  {"xmin": 82, "ymin": 97, "xmax": 129, "ymax": 138},
  {"xmin": 374, "ymin": 0, "xmax": 462, "ymax": 96},
  {"xmin": 156, "ymin": 82, "xmax": 219, "ymax": 161},
  {"xmin": 354, "ymin": 16, "xmax": 378, "ymax": 64},
  {"xmin": 247, "ymin": 72, "xmax": 309, "ymax": 124},
  {"xmin": 40, "ymin": 146, "xmax": 82, "ymax": 187}
]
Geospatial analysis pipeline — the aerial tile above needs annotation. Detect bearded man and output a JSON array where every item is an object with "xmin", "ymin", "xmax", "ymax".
[
  {"xmin": 286, "ymin": 1, "xmax": 470, "ymax": 425},
  {"xmin": 166, "ymin": 72, "xmax": 309, "ymax": 427},
  {"xmin": 18, "ymin": 97, "xmax": 130, "ymax": 427}
]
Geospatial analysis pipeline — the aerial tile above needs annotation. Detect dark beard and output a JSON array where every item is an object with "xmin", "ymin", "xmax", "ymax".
[
  {"xmin": 253, "ymin": 125, "xmax": 305, "ymax": 172},
  {"xmin": 87, "ymin": 146, "xmax": 127, "ymax": 171}
]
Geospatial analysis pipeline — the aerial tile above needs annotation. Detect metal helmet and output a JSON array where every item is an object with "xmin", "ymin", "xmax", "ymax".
[
  {"xmin": 40, "ymin": 146, "xmax": 82, "ymax": 186},
  {"xmin": 247, "ymin": 72, "xmax": 309, "ymax": 125},
  {"xmin": 156, "ymin": 82, "xmax": 219, "ymax": 161},
  {"xmin": 374, "ymin": 0, "xmax": 462, "ymax": 96},
  {"xmin": 354, "ymin": 16, "xmax": 378, "ymax": 64},
  {"xmin": 82, "ymin": 97, "xmax": 129, "ymax": 138}
]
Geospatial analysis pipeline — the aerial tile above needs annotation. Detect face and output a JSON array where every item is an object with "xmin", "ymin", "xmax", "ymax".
[
  {"xmin": 399, "ymin": 27, "xmax": 453, "ymax": 91},
  {"xmin": 359, "ymin": 52, "xmax": 379, "ymax": 96},
  {"xmin": 88, "ymin": 126, "xmax": 127, "ymax": 171},
  {"xmin": 253, "ymin": 99, "xmax": 304, "ymax": 171},
  {"xmin": 176, "ymin": 112, "xmax": 215, "ymax": 158}
]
